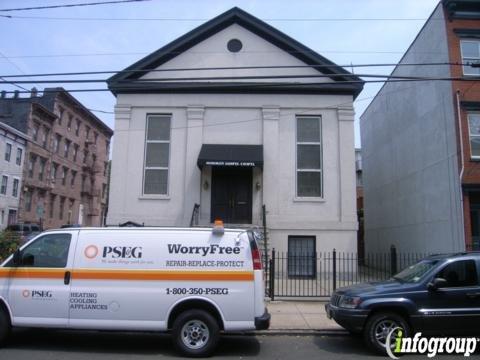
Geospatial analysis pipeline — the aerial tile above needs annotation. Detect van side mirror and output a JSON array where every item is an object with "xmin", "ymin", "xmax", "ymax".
[
  {"xmin": 12, "ymin": 249, "xmax": 21, "ymax": 267},
  {"xmin": 428, "ymin": 277, "xmax": 448, "ymax": 291}
]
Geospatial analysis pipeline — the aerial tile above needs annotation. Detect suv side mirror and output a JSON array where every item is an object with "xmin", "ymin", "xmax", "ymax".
[
  {"xmin": 428, "ymin": 277, "xmax": 448, "ymax": 291},
  {"xmin": 12, "ymin": 249, "xmax": 21, "ymax": 266}
]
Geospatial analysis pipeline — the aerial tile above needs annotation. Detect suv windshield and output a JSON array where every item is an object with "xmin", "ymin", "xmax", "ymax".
[{"xmin": 393, "ymin": 260, "xmax": 440, "ymax": 283}]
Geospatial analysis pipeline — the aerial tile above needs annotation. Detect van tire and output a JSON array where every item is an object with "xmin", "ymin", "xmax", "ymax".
[
  {"xmin": 0, "ymin": 309, "xmax": 11, "ymax": 347},
  {"xmin": 172, "ymin": 309, "xmax": 220, "ymax": 357},
  {"xmin": 364, "ymin": 311, "xmax": 410, "ymax": 355}
]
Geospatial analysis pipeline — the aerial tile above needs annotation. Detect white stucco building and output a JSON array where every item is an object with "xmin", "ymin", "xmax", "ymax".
[
  {"xmin": 0, "ymin": 121, "xmax": 28, "ymax": 229},
  {"xmin": 107, "ymin": 7, "xmax": 363, "ymax": 261}
]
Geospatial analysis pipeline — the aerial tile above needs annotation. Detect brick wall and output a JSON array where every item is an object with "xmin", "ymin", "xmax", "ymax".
[{"xmin": 18, "ymin": 92, "xmax": 112, "ymax": 229}]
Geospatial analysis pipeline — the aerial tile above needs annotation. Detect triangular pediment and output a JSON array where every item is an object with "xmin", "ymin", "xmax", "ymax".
[{"xmin": 107, "ymin": 7, "xmax": 363, "ymax": 97}]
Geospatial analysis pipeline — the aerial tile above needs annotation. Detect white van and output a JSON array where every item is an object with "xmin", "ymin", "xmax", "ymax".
[{"xmin": 0, "ymin": 225, "xmax": 270, "ymax": 357}]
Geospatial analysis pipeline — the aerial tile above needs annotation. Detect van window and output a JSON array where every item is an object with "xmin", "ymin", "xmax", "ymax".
[
  {"xmin": 437, "ymin": 260, "xmax": 478, "ymax": 288},
  {"xmin": 19, "ymin": 233, "xmax": 71, "ymax": 268}
]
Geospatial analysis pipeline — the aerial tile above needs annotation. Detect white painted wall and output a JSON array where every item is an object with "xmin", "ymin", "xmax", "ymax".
[
  {"xmin": 0, "ymin": 122, "xmax": 28, "ymax": 229},
  {"xmin": 360, "ymin": 5, "xmax": 463, "ymax": 254},
  {"xmin": 108, "ymin": 23, "xmax": 357, "ymax": 252},
  {"xmin": 141, "ymin": 24, "xmax": 332, "ymax": 84}
]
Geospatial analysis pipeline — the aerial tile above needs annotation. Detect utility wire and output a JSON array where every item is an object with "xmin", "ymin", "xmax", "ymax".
[
  {"xmin": 0, "ymin": 50, "xmax": 38, "ymax": 91},
  {"xmin": 0, "ymin": 77, "xmax": 28, "ymax": 91},
  {"xmin": 0, "ymin": 14, "xmax": 432, "ymax": 21},
  {"xmin": 0, "ymin": 0, "xmax": 150, "ymax": 12},
  {"xmin": 1, "ymin": 77, "xmax": 480, "ymax": 95},
  {"xmin": 0, "ymin": 62, "xmax": 464, "ymax": 79},
  {"xmin": 0, "ymin": 79, "xmax": 437, "ymax": 117},
  {"xmin": 3, "ymin": 50, "xmax": 421, "ymax": 58},
  {"xmin": 0, "ymin": 73, "xmax": 474, "ymax": 84}
]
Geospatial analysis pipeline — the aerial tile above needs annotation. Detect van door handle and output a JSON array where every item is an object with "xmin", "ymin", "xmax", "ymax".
[
  {"xmin": 466, "ymin": 292, "xmax": 480, "ymax": 298},
  {"xmin": 64, "ymin": 271, "xmax": 71, "ymax": 285}
]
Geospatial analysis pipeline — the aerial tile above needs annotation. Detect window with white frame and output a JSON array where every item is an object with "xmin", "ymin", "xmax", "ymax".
[
  {"xmin": 288, "ymin": 236, "xmax": 316, "ymax": 278},
  {"xmin": 12, "ymin": 178, "xmax": 19, "ymax": 197},
  {"xmin": 296, "ymin": 116, "xmax": 323, "ymax": 197},
  {"xmin": 143, "ymin": 115, "xmax": 171, "ymax": 195},
  {"xmin": 1, "ymin": 176, "xmax": 8, "ymax": 195},
  {"xmin": 4, "ymin": 143, "xmax": 11, "ymax": 162},
  {"xmin": 468, "ymin": 114, "xmax": 480, "ymax": 158},
  {"xmin": 16, "ymin": 147, "xmax": 22, "ymax": 166},
  {"xmin": 461, "ymin": 40, "xmax": 480, "ymax": 76}
]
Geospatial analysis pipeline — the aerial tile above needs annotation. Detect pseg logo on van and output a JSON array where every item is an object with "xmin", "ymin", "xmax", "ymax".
[
  {"xmin": 22, "ymin": 289, "xmax": 53, "ymax": 300},
  {"xmin": 84, "ymin": 245, "xmax": 143, "ymax": 259}
]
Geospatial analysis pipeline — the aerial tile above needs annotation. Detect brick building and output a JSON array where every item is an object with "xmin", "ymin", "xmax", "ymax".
[
  {"xmin": 0, "ymin": 88, "xmax": 113, "ymax": 229},
  {"xmin": 361, "ymin": 0, "xmax": 480, "ymax": 253}
]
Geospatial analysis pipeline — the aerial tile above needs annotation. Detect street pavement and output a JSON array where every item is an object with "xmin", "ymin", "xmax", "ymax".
[
  {"xmin": 0, "ymin": 328, "xmax": 437, "ymax": 360},
  {"xmin": 0, "ymin": 301, "xmax": 472, "ymax": 359}
]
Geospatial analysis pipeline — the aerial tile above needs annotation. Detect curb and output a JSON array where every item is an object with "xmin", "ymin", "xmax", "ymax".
[{"xmin": 227, "ymin": 329, "xmax": 349, "ymax": 337}]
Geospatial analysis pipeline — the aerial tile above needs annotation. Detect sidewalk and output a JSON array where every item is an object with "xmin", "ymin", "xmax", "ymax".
[{"xmin": 265, "ymin": 300, "xmax": 345, "ymax": 334}]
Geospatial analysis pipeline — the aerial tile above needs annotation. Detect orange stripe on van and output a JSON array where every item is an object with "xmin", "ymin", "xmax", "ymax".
[
  {"xmin": 0, "ymin": 268, "xmax": 65, "ymax": 279},
  {"xmin": 72, "ymin": 269, "xmax": 254, "ymax": 282},
  {"xmin": 0, "ymin": 268, "xmax": 254, "ymax": 281}
]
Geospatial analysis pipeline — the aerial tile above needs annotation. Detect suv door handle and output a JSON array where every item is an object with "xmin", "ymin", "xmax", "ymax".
[
  {"xmin": 64, "ymin": 271, "xmax": 71, "ymax": 285},
  {"xmin": 466, "ymin": 292, "xmax": 480, "ymax": 298}
]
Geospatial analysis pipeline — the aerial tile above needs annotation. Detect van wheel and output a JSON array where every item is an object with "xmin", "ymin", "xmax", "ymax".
[
  {"xmin": 364, "ymin": 312, "xmax": 410, "ymax": 355},
  {"xmin": 0, "ymin": 309, "xmax": 11, "ymax": 347},
  {"xmin": 172, "ymin": 309, "xmax": 220, "ymax": 357}
]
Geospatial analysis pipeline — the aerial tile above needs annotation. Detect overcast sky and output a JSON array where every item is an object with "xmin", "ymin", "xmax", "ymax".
[{"xmin": 0, "ymin": 0, "xmax": 440, "ymax": 147}]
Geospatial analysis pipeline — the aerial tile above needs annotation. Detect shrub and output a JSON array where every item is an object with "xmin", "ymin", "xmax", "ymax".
[{"xmin": 0, "ymin": 231, "xmax": 20, "ymax": 263}]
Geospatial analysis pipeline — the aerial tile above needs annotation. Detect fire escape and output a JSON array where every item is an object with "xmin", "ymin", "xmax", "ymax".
[{"xmin": 81, "ymin": 139, "xmax": 102, "ymax": 217}]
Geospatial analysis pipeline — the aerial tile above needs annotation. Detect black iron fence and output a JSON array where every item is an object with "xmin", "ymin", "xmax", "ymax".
[{"xmin": 265, "ymin": 246, "xmax": 429, "ymax": 299}]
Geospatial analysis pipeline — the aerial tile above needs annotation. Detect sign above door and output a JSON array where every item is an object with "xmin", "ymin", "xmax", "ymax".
[{"xmin": 197, "ymin": 144, "xmax": 263, "ymax": 169}]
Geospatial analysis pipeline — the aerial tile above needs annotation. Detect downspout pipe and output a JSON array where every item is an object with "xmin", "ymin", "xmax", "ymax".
[{"xmin": 456, "ymin": 90, "xmax": 466, "ymax": 249}]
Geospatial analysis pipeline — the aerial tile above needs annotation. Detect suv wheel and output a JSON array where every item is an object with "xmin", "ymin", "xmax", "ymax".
[
  {"xmin": 364, "ymin": 312, "xmax": 410, "ymax": 355},
  {"xmin": 0, "ymin": 308, "xmax": 11, "ymax": 347},
  {"xmin": 172, "ymin": 309, "xmax": 220, "ymax": 357}
]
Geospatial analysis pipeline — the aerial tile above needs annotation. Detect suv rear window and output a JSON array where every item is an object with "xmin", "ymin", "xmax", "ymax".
[
  {"xmin": 30, "ymin": 225, "xmax": 40, "ymax": 232},
  {"xmin": 7, "ymin": 225, "xmax": 21, "ymax": 231}
]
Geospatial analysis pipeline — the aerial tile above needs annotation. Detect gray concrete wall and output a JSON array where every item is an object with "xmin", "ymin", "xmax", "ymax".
[{"xmin": 360, "ymin": 4, "xmax": 464, "ymax": 254}]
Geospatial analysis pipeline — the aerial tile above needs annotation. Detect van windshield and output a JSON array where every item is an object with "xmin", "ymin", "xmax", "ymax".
[{"xmin": 393, "ymin": 260, "xmax": 440, "ymax": 283}]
